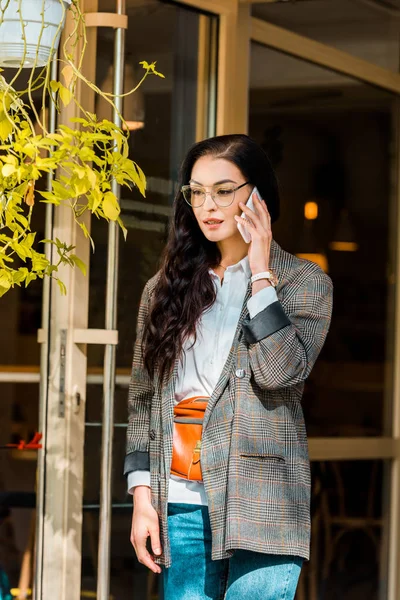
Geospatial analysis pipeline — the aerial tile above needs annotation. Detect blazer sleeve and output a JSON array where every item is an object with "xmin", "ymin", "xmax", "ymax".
[
  {"xmin": 242, "ymin": 267, "xmax": 333, "ymax": 390},
  {"xmin": 123, "ymin": 282, "xmax": 154, "ymax": 476}
]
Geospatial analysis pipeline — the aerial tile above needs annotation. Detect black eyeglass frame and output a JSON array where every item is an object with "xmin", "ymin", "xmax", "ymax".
[{"xmin": 181, "ymin": 181, "xmax": 251, "ymax": 208}]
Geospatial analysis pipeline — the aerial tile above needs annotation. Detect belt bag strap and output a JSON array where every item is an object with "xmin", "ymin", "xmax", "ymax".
[{"xmin": 171, "ymin": 396, "xmax": 209, "ymax": 481}]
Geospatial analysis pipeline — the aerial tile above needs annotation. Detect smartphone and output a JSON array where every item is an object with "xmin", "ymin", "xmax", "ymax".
[{"xmin": 237, "ymin": 186, "xmax": 259, "ymax": 243}]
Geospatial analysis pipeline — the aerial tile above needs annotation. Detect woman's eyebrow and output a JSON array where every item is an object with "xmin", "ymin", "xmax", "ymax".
[{"xmin": 189, "ymin": 179, "xmax": 237, "ymax": 185}]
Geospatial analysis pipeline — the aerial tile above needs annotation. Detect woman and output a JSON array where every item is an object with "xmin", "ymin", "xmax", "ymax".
[{"xmin": 124, "ymin": 134, "xmax": 333, "ymax": 600}]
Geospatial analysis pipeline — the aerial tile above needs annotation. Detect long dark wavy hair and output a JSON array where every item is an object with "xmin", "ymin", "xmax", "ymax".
[{"xmin": 142, "ymin": 134, "xmax": 280, "ymax": 382}]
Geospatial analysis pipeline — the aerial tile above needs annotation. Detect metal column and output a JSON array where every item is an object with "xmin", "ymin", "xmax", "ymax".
[
  {"xmin": 97, "ymin": 1, "xmax": 125, "ymax": 598},
  {"xmin": 34, "ymin": 57, "xmax": 58, "ymax": 600}
]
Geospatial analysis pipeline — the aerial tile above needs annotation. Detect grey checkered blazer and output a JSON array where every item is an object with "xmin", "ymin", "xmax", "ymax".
[{"xmin": 124, "ymin": 240, "xmax": 333, "ymax": 567}]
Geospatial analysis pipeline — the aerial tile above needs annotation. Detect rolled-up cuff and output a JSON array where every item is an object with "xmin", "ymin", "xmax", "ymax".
[
  {"xmin": 242, "ymin": 301, "xmax": 291, "ymax": 344},
  {"xmin": 123, "ymin": 450, "xmax": 150, "ymax": 476},
  {"xmin": 247, "ymin": 286, "xmax": 278, "ymax": 319},
  {"xmin": 127, "ymin": 470, "xmax": 151, "ymax": 494}
]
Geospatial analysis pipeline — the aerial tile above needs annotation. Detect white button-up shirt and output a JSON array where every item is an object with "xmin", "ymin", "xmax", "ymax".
[{"xmin": 128, "ymin": 256, "xmax": 278, "ymax": 505}]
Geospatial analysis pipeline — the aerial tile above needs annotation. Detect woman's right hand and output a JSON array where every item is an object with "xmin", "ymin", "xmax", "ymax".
[{"xmin": 130, "ymin": 486, "xmax": 162, "ymax": 574}]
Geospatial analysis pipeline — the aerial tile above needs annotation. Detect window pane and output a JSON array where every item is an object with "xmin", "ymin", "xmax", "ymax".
[
  {"xmin": 81, "ymin": 508, "xmax": 159, "ymax": 600},
  {"xmin": 83, "ymin": 2, "xmax": 217, "ymax": 595},
  {"xmin": 0, "ymin": 383, "xmax": 39, "ymax": 599},
  {"xmin": 83, "ymin": 423, "xmax": 128, "ymax": 506},
  {"xmin": 0, "ymin": 200, "xmax": 45, "ymax": 368},
  {"xmin": 296, "ymin": 460, "xmax": 390, "ymax": 599},
  {"xmin": 249, "ymin": 44, "xmax": 396, "ymax": 437},
  {"xmin": 88, "ymin": 0, "xmax": 217, "ymax": 370},
  {"xmin": 252, "ymin": 0, "xmax": 400, "ymax": 72}
]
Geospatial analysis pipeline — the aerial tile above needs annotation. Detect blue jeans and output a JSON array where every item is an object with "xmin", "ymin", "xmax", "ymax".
[{"xmin": 161, "ymin": 503, "xmax": 303, "ymax": 600}]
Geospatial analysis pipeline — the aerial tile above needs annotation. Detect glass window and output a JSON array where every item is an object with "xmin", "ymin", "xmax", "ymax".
[
  {"xmin": 249, "ymin": 44, "xmax": 396, "ymax": 437},
  {"xmin": 0, "ymin": 201, "xmax": 45, "ymax": 368},
  {"xmin": 83, "ymin": 1, "xmax": 218, "ymax": 596},
  {"xmin": 297, "ymin": 460, "xmax": 390, "ymax": 599},
  {"xmin": 0, "ymin": 383, "xmax": 39, "ymax": 600},
  {"xmin": 81, "ymin": 508, "xmax": 157, "ymax": 600},
  {"xmin": 252, "ymin": 0, "xmax": 400, "ymax": 72},
  {"xmin": 87, "ymin": 0, "xmax": 218, "ymax": 370}
]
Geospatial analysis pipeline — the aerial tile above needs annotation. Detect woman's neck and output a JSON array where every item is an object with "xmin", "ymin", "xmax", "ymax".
[{"xmin": 217, "ymin": 236, "xmax": 248, "ymax": 268}]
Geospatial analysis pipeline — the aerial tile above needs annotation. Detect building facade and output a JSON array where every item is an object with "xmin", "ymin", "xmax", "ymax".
[{"xmin": 1, "ymin": 0, "xmax": 400, "ymax": 599}]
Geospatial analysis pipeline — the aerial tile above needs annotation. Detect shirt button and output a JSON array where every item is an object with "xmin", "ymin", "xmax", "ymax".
[
  {"xmin": 235, "ymin": 369, "xmax": 246, "ymax": 379},
  {"xmin": 149, "ymin": 429, "xmax": 156, "ymax": 440}
]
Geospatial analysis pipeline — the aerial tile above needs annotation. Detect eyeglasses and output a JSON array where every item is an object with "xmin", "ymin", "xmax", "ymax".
[{"xmin": 181, "ymin": 181, "xmax": 250, "ymax": 208}]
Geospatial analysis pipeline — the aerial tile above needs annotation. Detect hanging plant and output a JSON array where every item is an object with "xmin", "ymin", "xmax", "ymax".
[{"xmin": 0, "ymin": 0, "xmax": 164, "ymax": 296}]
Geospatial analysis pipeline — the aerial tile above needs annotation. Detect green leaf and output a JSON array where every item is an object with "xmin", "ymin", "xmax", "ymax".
[
  {"xmin": 129, "ymin": 161, "xmax": 146, "ymax": 197},
  {"xmin": 90, "ymin": 187, "xmax": 102, "ymax": 213},
  {"xmin": 50, "ymin": 80, "xmax": 60, "ymax": 94},
  {"xmin": 31, "ymin": 252, "xmax": 48, "ymax": 272},
  {"xmin": 13, "ymin": 242, "xmax": 30, "ymax": 261},
  {"xmin": 22, "ymin": 232, "xmax": 36, "ymax": 249},
  {"xmin": 38, "ymin": 191, "xmax": 60, "ymax": 205},
  {"xmin": 86, "ymin": 167, "xmax": 97, "ymax": 189},
  {"xmin": 56, "ymin": 278, "xmax": 67, "ymax": 295},
  {"xmin": 0, "ymin": 111, "xmax": 13, "ymax": 140},
  {"xmin": 102, "ymin": 191, "xmax": 120, "ymax": 221},
  {"xmin": 79, "ymin": 223, "xmax": 95, "ymax": 253},
  {"xmin": 0, "ymin": 270, "xmax": 11, "ymax": 296},
  {"xmin": 13, "ymin": 269, "xmax": 27, "ymax": 285},
  {"xmin": 2, "ymin": 163, "xmax": 16, "ymax": 177},
  {"xmin": 70, "ymin": 254, "xmax": 87, "ymax": 276},
  {"xmin": 70, "ymin": 117, "xmax": 90, "ymax": 125},
  {"xmin": 25, "ymin": 272, "xmax": 37, "ymax": 286},
  {"xmin": 117, "ymin": 216, "xmax": 128, "ymax": 241},
  {"xmin": 142, "ymin": 61, "xmax": 165, "ymax": 79},
  {"xmin": 15, "ymin": 213, "xmax": 29, "ymax": 228}
]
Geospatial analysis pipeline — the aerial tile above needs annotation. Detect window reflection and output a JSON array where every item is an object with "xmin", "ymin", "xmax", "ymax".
[
  {"xmin": 297, "ymin": 460, "xmax": 388, "ymax": 599},
  {"xmin": 252, "ymin": 0, "xmax": 400, "ymax": 73},
  {"xmin": 84, "ymin": 1, "xmax": 217, "ymax": 597},
  {"xmin": 249, "ymin": 44, "xmax": 395, "ymax": 438},
  {"xmin": 0, "ymin": 384, "xmax": 39, "ymax": 600}
]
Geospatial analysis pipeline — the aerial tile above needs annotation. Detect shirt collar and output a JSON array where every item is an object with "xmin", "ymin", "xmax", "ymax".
[{"xmin": 209, "ymin": 255, "xmax": 251, "ymax": 279}]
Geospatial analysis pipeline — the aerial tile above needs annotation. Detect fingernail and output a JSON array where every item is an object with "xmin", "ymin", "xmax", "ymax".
[{"xmin": 154, "ymin": 548, "xmax": 162, "ymax": 555}]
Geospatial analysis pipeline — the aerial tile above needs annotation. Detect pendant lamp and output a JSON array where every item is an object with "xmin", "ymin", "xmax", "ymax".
[
  {"xmin": 329, "ymin": 208, "xmax": 358, "ymax": 252},
  {"xmin": 296, "ymin": 201, "xmax": 329, "ymax": 273}
]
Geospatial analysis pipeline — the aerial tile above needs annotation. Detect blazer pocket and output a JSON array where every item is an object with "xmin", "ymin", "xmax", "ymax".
[{"xmin": 240, "ymin": 453, "xmax": 285, "ymax": 463}]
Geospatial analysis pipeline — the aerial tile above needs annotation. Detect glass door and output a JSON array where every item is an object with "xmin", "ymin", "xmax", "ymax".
[
  {"xmin": 0, "ymin": 206, "xmax": 45, "ymax": 600},
  {"xmin": 82, "ymin": 2, "xmax": 218, "ymax": 598},
  {"xmin": 248, "ymin": 2, "xmax": 400, "ymax": 597}
]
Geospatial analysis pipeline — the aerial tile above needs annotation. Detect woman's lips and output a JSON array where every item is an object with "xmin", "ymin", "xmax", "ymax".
[{"xmin": 203, "ymin": 220, "xmax": 223, "ymax": 230}]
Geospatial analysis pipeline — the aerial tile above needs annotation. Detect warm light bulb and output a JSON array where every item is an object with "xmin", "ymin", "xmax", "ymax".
[
  {"xmin": 123, "ymin": 120, "xmax": 145, "ymax": 131},
  {"xmin": 304, "ymin": 201, "xmax": 318, "ymax": 220}
]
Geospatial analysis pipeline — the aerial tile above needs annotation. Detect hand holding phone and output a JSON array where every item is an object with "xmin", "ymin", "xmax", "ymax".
[{"xmin": 237, "ymin": 187, "xmax": 259, "ymax": 243}]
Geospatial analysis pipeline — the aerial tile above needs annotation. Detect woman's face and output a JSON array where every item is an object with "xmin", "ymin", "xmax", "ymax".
[{"xmin": 189, "ymin": 156, "xmax": 252, "ymax": 244}]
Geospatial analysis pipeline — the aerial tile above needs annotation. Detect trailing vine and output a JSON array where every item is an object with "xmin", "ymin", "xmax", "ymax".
[{"xmin": 0, "ymin": 0, "xmax": 164, "ymax": 296}]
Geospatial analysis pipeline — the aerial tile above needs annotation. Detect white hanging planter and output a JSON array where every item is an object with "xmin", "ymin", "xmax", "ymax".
[{"xmin": 0, "ymin": 0, "xmax": 72, "ymax": 68}]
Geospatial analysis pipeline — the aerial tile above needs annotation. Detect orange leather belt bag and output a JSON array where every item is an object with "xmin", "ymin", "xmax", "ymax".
[{"xmin": 171, "ymin": 396, "xmax": 209, "ymax": 481}]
